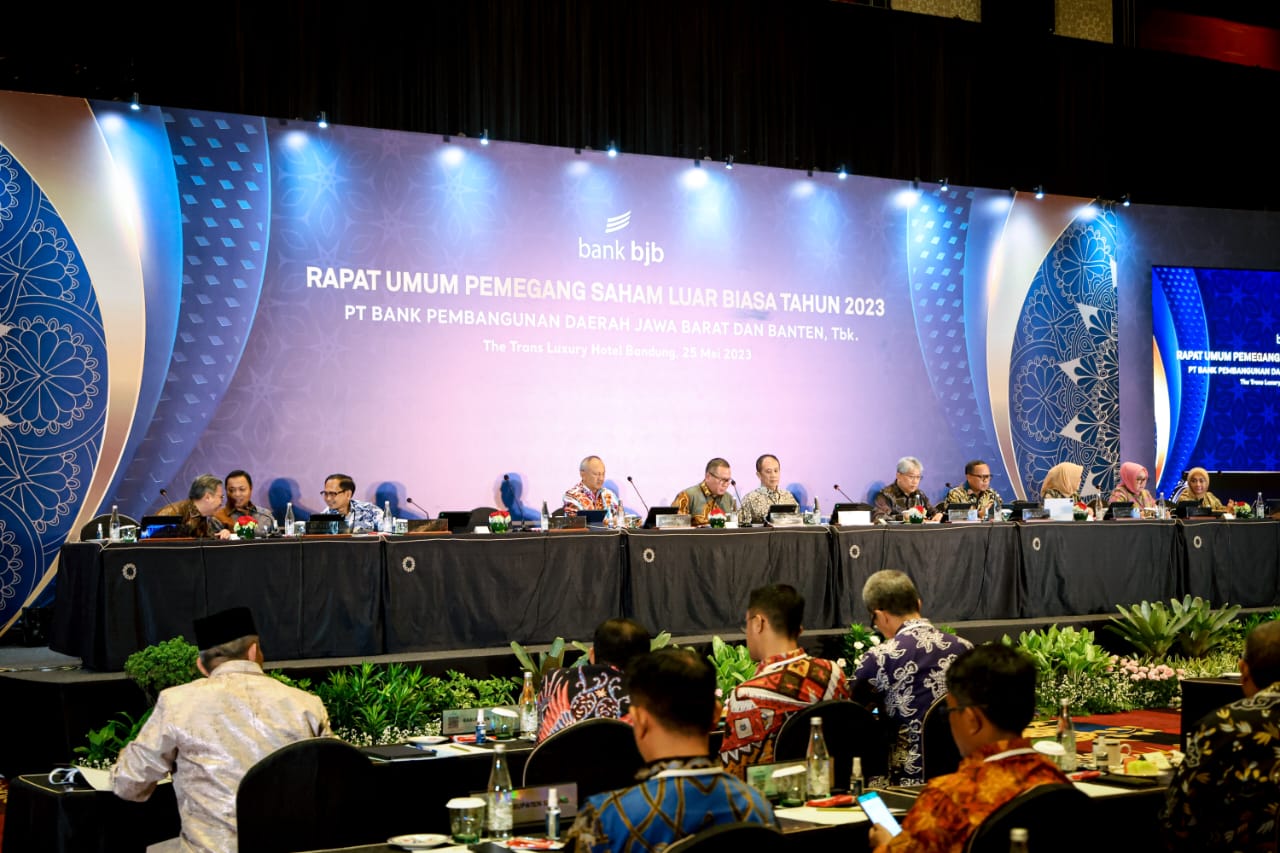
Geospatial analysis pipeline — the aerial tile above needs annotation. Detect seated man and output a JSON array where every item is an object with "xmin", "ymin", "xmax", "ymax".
[
  {"xmin": 156, "ymin": 474, "xmax": 234, "ymax": 539},
  {"xmin": 537, "ymin": 617, "xmax": 652, "ymax": 741},
  {"xmin": 215, "ymin": 469, "xmax": 275, "ymax": 532},
  {"xmin": 869, "ymin": 643, "xmax": 1070, "ymax": 853},
  {"xmin": 853, "ymin": 569, "xmax": 972, "ymax": 784},
  {"xmin": 873, "ymin": 456, "xmax": 941, "ymax": 522},
  {"xmin": 110, "ymin": 607, "xmax": 331, "ymax": 853},
  {"xmin": 673, "ymin": 457, "xmax": 737, "ymax": 526},
  {"xmin": 319, "ymin": 473, "xmax": 383, "ymax": 531},
  {"xmin": 719, "ymin": 583, "xmax": 849, "ymax": 777},
  {"xmin": 564, "ymin": 648, "xmax": 777, "ymax": 853},
  {"xmin": 738, "ymin": 454, "xmax": 798, "ymax": 526},
  {"xmin": 943, "ymin": 459, "xmax": 1003, "ymax": 520},
  {"xmin": 1161, "ymin": 619, "xmax": 1280, "ymax": 851},
  {"xmin": 562, "ymin": 455, "xmax": 621, "ymax": 516}
]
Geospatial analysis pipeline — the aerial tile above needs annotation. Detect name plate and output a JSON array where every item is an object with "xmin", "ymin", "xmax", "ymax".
[
  {"xmin": 441, "ymin": 705, "xmax": 524, "ymax": 735},
  {"xmin": 655, "ymin": 513, "xmax": 691, "ymax": 529},
  {"xmin": 468, "ymin": 784, "xmax": 579, "ymax": 825},
  {"xmin": 836, "ymin": 509, "xmax": 872, "ymax": 526}
]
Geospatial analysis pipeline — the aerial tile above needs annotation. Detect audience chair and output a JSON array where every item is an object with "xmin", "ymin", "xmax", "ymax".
[
  {"xmin": 922, "ymin": 693, "xmax": 963, "ymax": 779},
  {"xmin": 664, "ymin": 821, "xmax": 784, "ymax": 852},
  {"xmin": 78, "ymin": 513, "xmax": 139, "ymax": 542},
  {"xmin": 963, "ymin": 782, "xmax": 1092, "ymax": 853},
  {"xmin": 522, "ymin": 717, "xmax": 644, "ymax": 805},
  {"xmin": 772, "ymin": 699, "xmax": 888, "ymax": 790},
  {"xmin": 236, "ymin": 737, "xmax": 379, "ymax": 853}
]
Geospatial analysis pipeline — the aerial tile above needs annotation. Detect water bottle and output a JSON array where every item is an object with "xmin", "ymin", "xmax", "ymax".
[
  {"xmin": 474, "ymin": 708, "xmax": 487, "ymax": 745},
  {"xmin": 283, "ymin": 502, "xmax": 295, "ymax": 536},
  {"xmin": 1056, "ymin": 698, "xmax": 1077, "ymax": 771},
  {"xmin": 806, "ymin": 716, "xmax": 831, "ymax": 798},
  {"xmin": 545, "ymin": 786, "xmax": 561, "ymax": 840},
  {"xmin": 382, "ymin": 500, "xmax": 394, "ymax": 533},
  {"xmin": 541, "ymin": 500, "xmax": 550, "ymax": 531},
  {"xmin": 604, "ymin": 501, "xmax": 615, "ymax": 529},
  {"xmin": 519, "ymin": 670, "xmax": 538, "ymax": 738},
  {"xmin": 109, "ymin": 505, "xmax": 121, "ymax": 542},
  {"xmin": 486, "ymin": 743, "xmax": 513, "ymax": 839},
  {"xmin": 1157, "ymin": 491, "xmax": 1166, "ymax": 520},
  {"xmin": 1255, "ymin": 491, "xmax": 1265, "ymax": 519},
  {"xmin": 1009, "ymin": 827, "xmax": 1029, "ymax": 853},
  {"xmin": 850, "ymin": 755, "xmax": 865, "ymax": 797}
]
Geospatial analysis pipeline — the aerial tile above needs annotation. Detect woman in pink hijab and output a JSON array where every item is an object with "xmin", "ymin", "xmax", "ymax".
[{"xmin": 1109, "ymin": 462, "xmax": 1156, "ymax": 507}]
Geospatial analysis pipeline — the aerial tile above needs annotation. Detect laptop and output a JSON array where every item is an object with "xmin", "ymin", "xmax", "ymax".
[
  {"xmin": 137, "ymin": 516, "xmax": 185, "ymax": 539},
  {"xmin": 580, "ymin": 509, "xmax": 607, "ymax": 524},
  {"xmin": 306, "ymin": 515, "xmax": 348, "ymax": 535},
  {"xmin": 643, "ymin": 507, "xmax": 677, "ymax": 529},
  {"xmin": 1105, "ymin": 501, "xmax": 1134, "ymax": 520},
  {"xmin": 437, "ymin": 511, "xmax": 473, "ymax": 533}
]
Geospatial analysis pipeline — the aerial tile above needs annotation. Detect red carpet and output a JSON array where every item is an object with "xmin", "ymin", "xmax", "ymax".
[{"xmin": 1026, "ymin": 708, "xmax": 1182, "ymax": 753}]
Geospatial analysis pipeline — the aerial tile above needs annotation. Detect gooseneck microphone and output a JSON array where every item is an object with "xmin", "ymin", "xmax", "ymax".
[
  {"xmin": 406, "ymin": 497, "xmax": 432, "ymax": 518},
  {"xmin": 730, "ymin": 479, "xmax": 743, "ymax": 509},
  {"xmin": 834, "ymin": 484, "xmax": 854, "ymax": 504},
  {"xmin": 626, "ymin": 476, "xmax": 650, "ymax": 513},
  {"xmin": 502, "ymin": 474, "xmax": 524, "ymax": 530}
]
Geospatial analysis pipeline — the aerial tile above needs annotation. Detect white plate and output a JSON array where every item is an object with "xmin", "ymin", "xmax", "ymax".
[
  {"xmin": 406, "ymin": 735, "xmax": 449, "ymax": 746},
  {"xmin": 388, "ymin": 834, "xmax": 449, "ymax": 850}
]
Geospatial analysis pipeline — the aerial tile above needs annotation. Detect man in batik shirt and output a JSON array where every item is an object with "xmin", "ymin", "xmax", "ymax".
[
  {"xmin": 869, "ymin": 644, "xmax": 1069, "ymax": 853},
  {"xmin": 1161, "ymin": 620, "xmax": 1280, "ymax": 851},
  {"xmin": 719, "ymin": 584, "xmax": 849, "ymax": 777},
  {"xmin": 537, "ymin": 617, "xmax": 650, "ymax": 741},
  {"xmin": 674, "ymin": 457, "xmax": 738, "ymax": 526},
  {"xmin": 873, "ymin": 456, "xmax": 941, "ymax": 522},
  {"xmin": 942, "ymin": 459, "xmax": 1003, "ymax": 520},
  {"xmin": 564, "ymin": 649, "xmax": 777, "ymax": 853},
  {"xmin": 738, "ymin": 454, "xmax": 798, "ymax": 525},
  {"xmin": 320, "ymin": 473, "xmax": 384, "ymax": 531},
  {"xmin": 562, "ymin": 456, "xmax": 620, "ymax": 516},
  {"xmin": 853, "ymin": 570, "xmax": 972, "ymax": 784}
]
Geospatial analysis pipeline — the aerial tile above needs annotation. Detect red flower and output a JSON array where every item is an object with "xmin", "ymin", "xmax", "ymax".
[
  {"xmin": 707, "ymin": 506, "xmax": 726, "ymax": 516},
  {"xmin": 236, "ymin": 515, "xmax": 256, "ymax": 526}
]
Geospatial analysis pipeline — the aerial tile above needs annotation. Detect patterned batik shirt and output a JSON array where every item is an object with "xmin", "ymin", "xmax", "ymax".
[
  {"xmin": 739, "ymin": 486, "xmax": 798, "ymax": 525},
  {"xmin": 536, "ymin": 664, "xmax": 630, "ymax": 742},
  {"xmin": 852, "ymin": 618, "xmax": 973, "ymax": 784},
  {"xmin": 674, "ymin": 482, "xmax": 737, "ymax": 527},
  {"xmin": 344, "ymin": 498, "xmax": 384, "ymax": 531},
  {"xmin": 562, "ymin": 482, "xmax": 620, "ymax": 515},
  {"xmin": 873, "ymin": 482, "xmax": 936, "ymax": 522},
  {"xmin": 874, "ymin": 739, "xmax": 1070, "ymax": 853},
  {"xmin": 1160, "ymin": 683, "xmax": 1280, "ymax": 852},
  {"xmin": 563, "ymin": 756, "xmax": 778, "ymax": 853},
  {"xmin": 719, "ymin": 650, "xmax": 850, "ymax": 777},
  {"xmin": 942, "ymin": 485, "xmax": 1003, "ymax": 519}
]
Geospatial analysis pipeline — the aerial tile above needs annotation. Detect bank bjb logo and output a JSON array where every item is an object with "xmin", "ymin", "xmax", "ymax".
[{"xmin": 577, "ymin": 210, "xmax": 665, "ymax": 267}]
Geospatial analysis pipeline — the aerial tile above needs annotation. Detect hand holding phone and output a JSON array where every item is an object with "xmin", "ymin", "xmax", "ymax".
[{"xmin": 857, "ymin": 791, "xmax": 903, "ymax": 837}]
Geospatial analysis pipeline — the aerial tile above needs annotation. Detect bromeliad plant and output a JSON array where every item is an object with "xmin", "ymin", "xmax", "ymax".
[
  {"xmin": 1107, "ymin": 596, "xmax": 1240, "ymax": 658},
  {"xmin": 511, "ymin": 631, "xmax": 675, "ymax": 689},
  {"xmin": 708, "ymin": 636, "xmax": 757, "ymax": 698}
]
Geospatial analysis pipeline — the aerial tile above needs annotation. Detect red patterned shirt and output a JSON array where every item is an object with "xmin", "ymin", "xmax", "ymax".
[
  {"xmin": 563, "ymin": 482, "xmax": 620, "ymax": 515},
  {"xmin": 718, "ymin": 649, "xmax": 849, "ymax": 777},
  {"xmin": 876, "ymin": 738, "xmax": 1070, "ymax": 853}
]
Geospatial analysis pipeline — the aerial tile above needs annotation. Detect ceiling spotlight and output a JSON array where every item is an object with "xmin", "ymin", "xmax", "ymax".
[
  {"xmin": 939, "ymin": 177, "xmax": 949, "ymax": 193},
  {"xmin": 837, "ymin": 164, "xmax": 848, "ymax": 180},
  {"xmin": 130, "ymin": 92, "xmax": 141, "ymax": 112},
  {"xmin": 1034, "ymin": 184, "xmax": 1045, "ymax": 200},
  {"xmin": 1121, "ymin": 193, "xmax": 1131, "ymax": 207},
  {"xmin": 480, "ymin": 129, "xmax": 489, "ymax": 146},
  {"xmin": 607, "ymin": 141, "xmax": 618, "ymax": 158},
  {"xmin": 725, "ymin": 155, "xmax": 734, "ymax": 171},
  {"xmin": 317, "ymin": 111, "xmax": 328, "ymax": 129}
]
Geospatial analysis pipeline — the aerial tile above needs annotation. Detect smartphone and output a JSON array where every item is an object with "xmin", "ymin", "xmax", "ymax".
[{"xmin": 857, "ymin": 791, "xmax": 903, "ymax": 837}]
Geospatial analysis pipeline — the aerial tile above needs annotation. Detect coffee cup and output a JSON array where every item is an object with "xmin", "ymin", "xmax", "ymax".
[
  {"xmin": 446, "ymin": 796, "xmax": 485, "ymax": 843},
  {"xmin": 1107, "ymin": 741, "xmax": 1132, "ymax": 772},
  {"xmin": 491, "ymin": 707, "xmax": 517, "ymax": 739},
  {"xmin": 772, "ymin": 765, "xmax": 806, "ymax": 806}
]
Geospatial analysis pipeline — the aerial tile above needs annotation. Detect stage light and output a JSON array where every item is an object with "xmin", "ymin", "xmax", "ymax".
[
  {"xmin": 939, "ymin": 176, "xmax": 949, "ymax": 193},
  {"xmin": 481, "ymin": 129, "xmax": 489, "ymax": 146},
  {"xmin": 607, "ymin": 141, "xmax": 618, "ymax": 158},
  {"xmin": 130, "ymin": 92, "xmax": 140, "ymax": 112},
  {"xmin": 1034, "ymin": 184, "xmax": 1045, "ymax": 200},
  {"xmin": 725, "ymin": 155, "xmax": 734, "ymax": 171},
  {"xmin": 317, "ymin": 111, "xmax": 328, "ymax": 129},
  {"xmin": 837, "ymin": 164, "xmax": 848, "ymax": 180},
  {"xmin": 1121, "ymin": 193, "xmax": 1131, "ymax": 207}
]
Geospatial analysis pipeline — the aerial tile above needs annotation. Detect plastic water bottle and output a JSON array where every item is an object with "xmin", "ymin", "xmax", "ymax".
[
  {"xmin": 1056, "ymin": 698, "xmax": 1077, "ymax": 771},
  {"xmin": 541, "ymin": 500, "xmax": 550, "ymax": 531},
  {"xmin": 486, "ymin": 743, "xmax": 513, "ymax": 839},
  {"xmin": 109, "ymin": 505, "xmax": 121, "ymax": 542},
  {"xmin": 519, "ymin": 670, "xmax": 538, "ymax": 738},
  {"xmin": 806, "ymin": 716, "xmax": 831, "ymax": 798},
  {"xmin": 283, "ymin": 502, "xmax": 295, "ymax": 536},
  {"xmin": 1255, "ymin": 491, "xmax": 1266, "ymax": 519},
  {"xmin": 1157, "ymin": 491, "xmax": 1166, "ymax": 520},
  {"xmin": 850, "ymin": 755, "xmax": 865, "ymax": 797},
  {"xmin": 382, "ymin": 500, "xmax": 394, "ymax": 533}
]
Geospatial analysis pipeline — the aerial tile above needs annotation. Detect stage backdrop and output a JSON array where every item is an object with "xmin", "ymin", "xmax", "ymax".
[{"xmin": 1, "ymin": 88, "xmax": 1279, "ymax": 632}]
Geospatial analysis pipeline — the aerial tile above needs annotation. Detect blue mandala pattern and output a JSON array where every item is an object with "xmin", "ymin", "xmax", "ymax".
[
  {"xmin": 0, "ymin": 144, "xmax": 106, "ymax": 630},
  {"xmin": 1010, "ymin": 213, "xmax": 1120, "ymax": 499}
]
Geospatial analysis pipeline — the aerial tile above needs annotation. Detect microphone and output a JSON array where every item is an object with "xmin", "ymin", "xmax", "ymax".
[
  {"xmin": 626, "ymin": 476, "xmax": 650, "ymax": 513},
  {"xmin": 834, "ymin": 484, "xmax": 855, "ymax": 504},
  {"xmin": 730, "ymin": 478, "xmax": 743, "ymax": 510},
  {"xmin": 502, "ymin": 474, "xmax": 525, "ymax": 530},
  {"xmin": 406, "ymin": 497, "xmax": 432, "ymax": 519}
]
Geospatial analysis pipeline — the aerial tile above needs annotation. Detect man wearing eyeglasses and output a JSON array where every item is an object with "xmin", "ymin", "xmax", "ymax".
[
  {"xmin": 673, "ymin": 457, "xmax": 737, "ymax": 526},
  {"xmin": 320, "ymin": 473, "xmax": 384, "ymax": 532},
  {"xmin": 873, "ymin": 456, "xmax": 941, "ymax": 522},
  {"xmin": 943, "ymin": 460, "xmax": 1003, "ymax": 520}
]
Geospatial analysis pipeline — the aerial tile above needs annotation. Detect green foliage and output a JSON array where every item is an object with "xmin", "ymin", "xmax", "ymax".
[
  {"xmin": 1229, "ymin": 607, "xmax": 1280, "ymax": 644},
  {"xmin": 74, "ymin": 709, "xmax": 151, "ymax": 768},
  {"xmin": 267, "ymin": 670, "xmax": 312, "ymax": 691},
  {"xmin": 1002, "ymin": 625, "xmax": 1112, "ymax": 679},
  {"xmin": 511, "ymin": 637, "xmax": 570, "ymax": 688},
  {"xmin": 842, "ymin": 622, "xmax": 882, "ymax": 676},
  {"xmin": 1106, "ymin": 600, "xmax": 1191, "ymax": 658},
  {"xmin": 124, "ymin": 637, "xmax": 199, "ymax": 702},
  {"xmin": 707, "ymin": 636, "xmax": 756, "ymax": 697},
  {"xmin": 1174, "ymin": 596, "xmax": 1241, "ymax": 658}
]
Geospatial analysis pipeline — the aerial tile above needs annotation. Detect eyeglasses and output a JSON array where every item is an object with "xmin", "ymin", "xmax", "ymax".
[
  {"xmin": 971, "ymin": 474, "xmax": 992, "ymax": 480},
  {"xmin": 320, "ymin": 489, "xmax": 349, "ymax": 498},
  {"xmin": 709, "ymin": 474, "xmax": 731, "ymax": 485}
]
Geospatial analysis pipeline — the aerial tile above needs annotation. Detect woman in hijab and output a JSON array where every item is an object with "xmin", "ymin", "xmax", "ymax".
[
  {"xmin": 1041, "ymin": 462, "xmax": 1085, "ymax": 501},
  {"xmin": 1110, "ymin": 461, "xmax": 1156, "ymax": 507},
  {"xmin": 1182, "ymin": 467, "xmax": 1223, "ymax": 510}
]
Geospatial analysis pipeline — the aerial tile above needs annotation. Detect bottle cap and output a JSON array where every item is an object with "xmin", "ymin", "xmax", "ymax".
[
  {"xmin": 548, "ymin": 787, "xmax": 558, "ymax": 805},
  {"xmin": 1010, "ymin": 828, "xmax": 1029, "ymax": 842},
  {"xmin": 494, "ymin": 742, "xmax": 506, "ymax": 752},
  {"xmin": 810, "ymin": 716, "xmax": 822, "ymax": 725}
]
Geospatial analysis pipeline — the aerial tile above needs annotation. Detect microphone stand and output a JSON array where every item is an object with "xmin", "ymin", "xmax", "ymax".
[
  {"xmin": 730, "ymin": 479, "xmax": 743, "ymax": 512},
  {"xmin": 626, "ymin": 476, "xmax": 651, "ymax": 513}
]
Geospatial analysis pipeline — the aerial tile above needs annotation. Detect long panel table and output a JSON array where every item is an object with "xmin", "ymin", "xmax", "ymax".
[{"xmin": 51, "ymin": 521, "xmax": 1280, "ymax": 670}]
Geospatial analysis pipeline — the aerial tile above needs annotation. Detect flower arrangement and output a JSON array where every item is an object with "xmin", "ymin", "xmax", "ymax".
[
  {"xmin": 1073, "ymin": 500, "xmax": 1090, "ymax": 521},
  {"xmin": 842, "ymin": 622, "xmax": 883, "ymax": 675},
  {"xmin": 1226, "ymin": 500, "xmax": 1254, "ymax": 519},
  {"xmin": 1111, "ymin": 656, "xmax": 1185, "ymax": 710},
  {"xmin": 707, "ymin": 506, "xmax": 727, "ymax": 528},
  {"xmin": 488, "ymin": 510, "xmax": 511, "ymax": 533},
  {"xmin": 233, "ymin": 514, "xmax": 257, "ymax": 539},
  {"xmin": 903, "ymin": 505, "xmax": 926, "ymax": 524}
]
